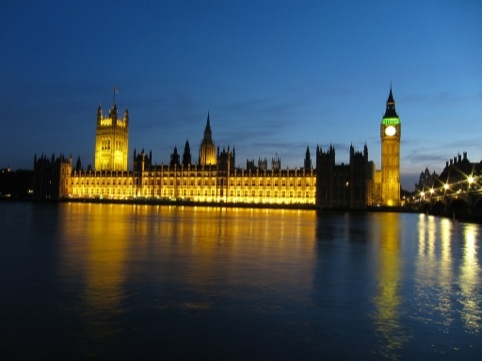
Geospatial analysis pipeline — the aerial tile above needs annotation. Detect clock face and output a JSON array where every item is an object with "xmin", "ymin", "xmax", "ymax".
[{"xmin": 385, "ymin": 126, "xmax": 396, "ymax": 136}]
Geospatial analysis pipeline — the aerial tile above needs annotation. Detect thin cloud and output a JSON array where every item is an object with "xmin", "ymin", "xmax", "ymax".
[{"xmin": 403, "ymin": 91, "xmax": 481, "ymax": 106}]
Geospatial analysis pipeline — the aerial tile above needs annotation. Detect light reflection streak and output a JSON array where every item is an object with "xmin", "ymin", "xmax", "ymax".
[
  {"xmin": 417, "ymin": 214, "xmax": 426, "ymax": 259},
  {"xmin": 459, "ymin": 224, "xmax": 481, "ymax": 333},
  {"xmin": 438, "ymin": 219, "xmax": 454, "ymax": 331},
  {"xmin": 414, "ymin": 215, "xmax": 456, "ymax": 335},
  {"xmin": 427, "ymin": 216, "xmax": 436, "ymax": 265},
  {"xmin": 372, "ymin": 213, "xmax": 409, "ymax": 360},
  {"xmin": 414, "ymin": 215, "xmax": 482, "ymax": 338}
]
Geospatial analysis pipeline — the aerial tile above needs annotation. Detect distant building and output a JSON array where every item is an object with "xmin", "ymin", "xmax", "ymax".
[
  {"xmin": 33, "ymin": 154, "xmax": 71, "ymax": 200},
  {"xmin": 415, "ymin": 168, "xmax": 439, "ymax": 192},
  {"xmin": 33, "ymin": 89, "xmax": 402, "ymax": 208},
  {"xmin": 0, "ymin": 167, "xmax": 34, "ymax": 199}
]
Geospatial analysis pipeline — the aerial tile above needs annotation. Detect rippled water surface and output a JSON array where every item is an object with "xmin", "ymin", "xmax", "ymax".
[{"xmin": 1, "ymin": 202, "xmax": 481, "ymax": 360}]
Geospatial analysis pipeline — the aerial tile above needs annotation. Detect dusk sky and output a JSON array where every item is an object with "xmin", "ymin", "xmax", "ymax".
[{"xmin": 1, "ymin": 0, "xmax": 481, "ymax": 190}]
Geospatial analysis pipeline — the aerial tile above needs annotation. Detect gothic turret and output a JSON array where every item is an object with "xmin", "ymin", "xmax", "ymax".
[
  {"xmin": 182, "ymin": 140, "xmax": 191, "ymax": 167},
  {"xmin": 170, "ymin": 146, "xmax": 180, "ymax": 167},
  {"xmin": 124, "ymin": 108, "xmax": 129, "ymax": 126},
  {"xmin": 109, "ymin": 103, "xmax": 118, "ymax": 122},
  {"xmin": 97, "ymin": 105, "xmax": 102, "ymax": 125},
  {"xmin": 304, "ymin": 146, "xmax": 312, "ymax": 171}
]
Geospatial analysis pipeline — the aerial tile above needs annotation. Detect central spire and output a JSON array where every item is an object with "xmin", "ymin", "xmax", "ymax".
[
  {"xmin": 199, "ymin": 112, "xmax": 216, "ymax": 166},
  {"xmin": 203, "ymin": 112, "xmax": 212, "ymax": 141}
]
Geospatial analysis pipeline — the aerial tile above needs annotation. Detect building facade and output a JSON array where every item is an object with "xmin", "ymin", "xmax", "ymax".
[
  {"xmin": 34, "ymin": 89, "xmax": 401, "ymax": 208},
  {"xmin": 316, "ymin": 144, "xmax": 372, "ymax": 209}
]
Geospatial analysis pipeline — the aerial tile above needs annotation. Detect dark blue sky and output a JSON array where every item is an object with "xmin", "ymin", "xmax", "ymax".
[{"xmin": 1, "ymin": 0, "xmax": 481, "ymax": 190}]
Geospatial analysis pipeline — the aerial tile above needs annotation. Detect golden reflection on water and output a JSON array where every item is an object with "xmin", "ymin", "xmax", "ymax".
[
  {"xmin": 59, "ymin": 203, "xmax": 132, "ymax": 355},
  {"xmin": 160, "ymin": 207, "xmax": 318, "ymax": 301},
  {"xmin": 372, "ymin": 213, "xmax": 409, "ymax": 360},
  {"xmin": 61, "ymin": 203, "xmax": 131, "ymax": 309},
  {"xmin": 58, "ymin": 204, "xmax": 317, "ymax": 320}
]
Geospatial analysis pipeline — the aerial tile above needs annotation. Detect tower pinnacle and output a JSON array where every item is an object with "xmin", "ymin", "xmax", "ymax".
[
  {"xmin": 384, "ymin": 86, "xmax": 398, "ymax": 118},
  {"xmin": 113, "ymin": 86, "xmax": 118, "ymax": 107}
]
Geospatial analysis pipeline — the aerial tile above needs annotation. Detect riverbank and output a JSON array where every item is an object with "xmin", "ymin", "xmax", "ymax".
[{"xmin": 2, "ymin": 196, "xmax": 481, "ymax": 223}]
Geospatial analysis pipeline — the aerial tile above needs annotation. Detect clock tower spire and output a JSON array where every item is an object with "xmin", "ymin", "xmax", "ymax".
[
  {"xmin": 384, "ymin": 87, "xmax": 398, "ymax": 118},
  {"xmin": 380, "ymin": 86, "xmax": 401, "ymax": 206}
]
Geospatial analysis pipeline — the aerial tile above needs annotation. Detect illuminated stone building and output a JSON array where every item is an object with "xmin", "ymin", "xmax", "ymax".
[
  {"xmin": 65, "ymin": 146, "xmax": 316, "ymax": 205},
  {"xmin": 57, "ymin": 111, "xmax": 319, "ymax": 205},
  {"xmin": 94, "ymin": 101, "xmax": 129, "ymax": 171},
  {"xmin": 379, "ymin": 88, "xmax": 401, "ymax": 206},
  {"xmin": 34, "ymin": 89, "xmax": 402, "ymax": 208}
]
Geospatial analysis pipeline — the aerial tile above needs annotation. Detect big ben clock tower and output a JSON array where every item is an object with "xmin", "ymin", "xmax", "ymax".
[{"xmin": 380, "ymin": 87, "xmax": 401, "ymax": 206}]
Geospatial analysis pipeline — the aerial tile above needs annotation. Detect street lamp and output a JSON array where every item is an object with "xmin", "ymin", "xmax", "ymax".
[{"xmin": 467, "ymin": 175, "xmax": 474, "ymax": 193}]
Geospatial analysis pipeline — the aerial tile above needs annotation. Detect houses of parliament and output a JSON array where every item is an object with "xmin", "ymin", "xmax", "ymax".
[{"xmin": 33, "ymin": 89, "xmax": 402, "ymax": 208}]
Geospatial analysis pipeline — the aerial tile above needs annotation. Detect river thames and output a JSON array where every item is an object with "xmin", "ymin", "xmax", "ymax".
[{"xmin": 0, "ymin": 202, "xmax": 481, "ymax": 360}]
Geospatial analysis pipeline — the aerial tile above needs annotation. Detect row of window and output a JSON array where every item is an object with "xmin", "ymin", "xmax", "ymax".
[
  {"xmin": 71, "ymin": 178, "xmax": 315, "ymax": 187},
  {"xmin": 73, "ymin": 187, "xmax": 313, "ymax": 199},
  {"xmin": 142, "ymin": 170, "xmax": 314, "ymax": 176},
  {"xmin": 99, "ymin": 138, "xmax": 125, "ymax": 151},
  {"xmin": 73, "ymin": 180, "xmax": 132, "ymax": 186}
]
